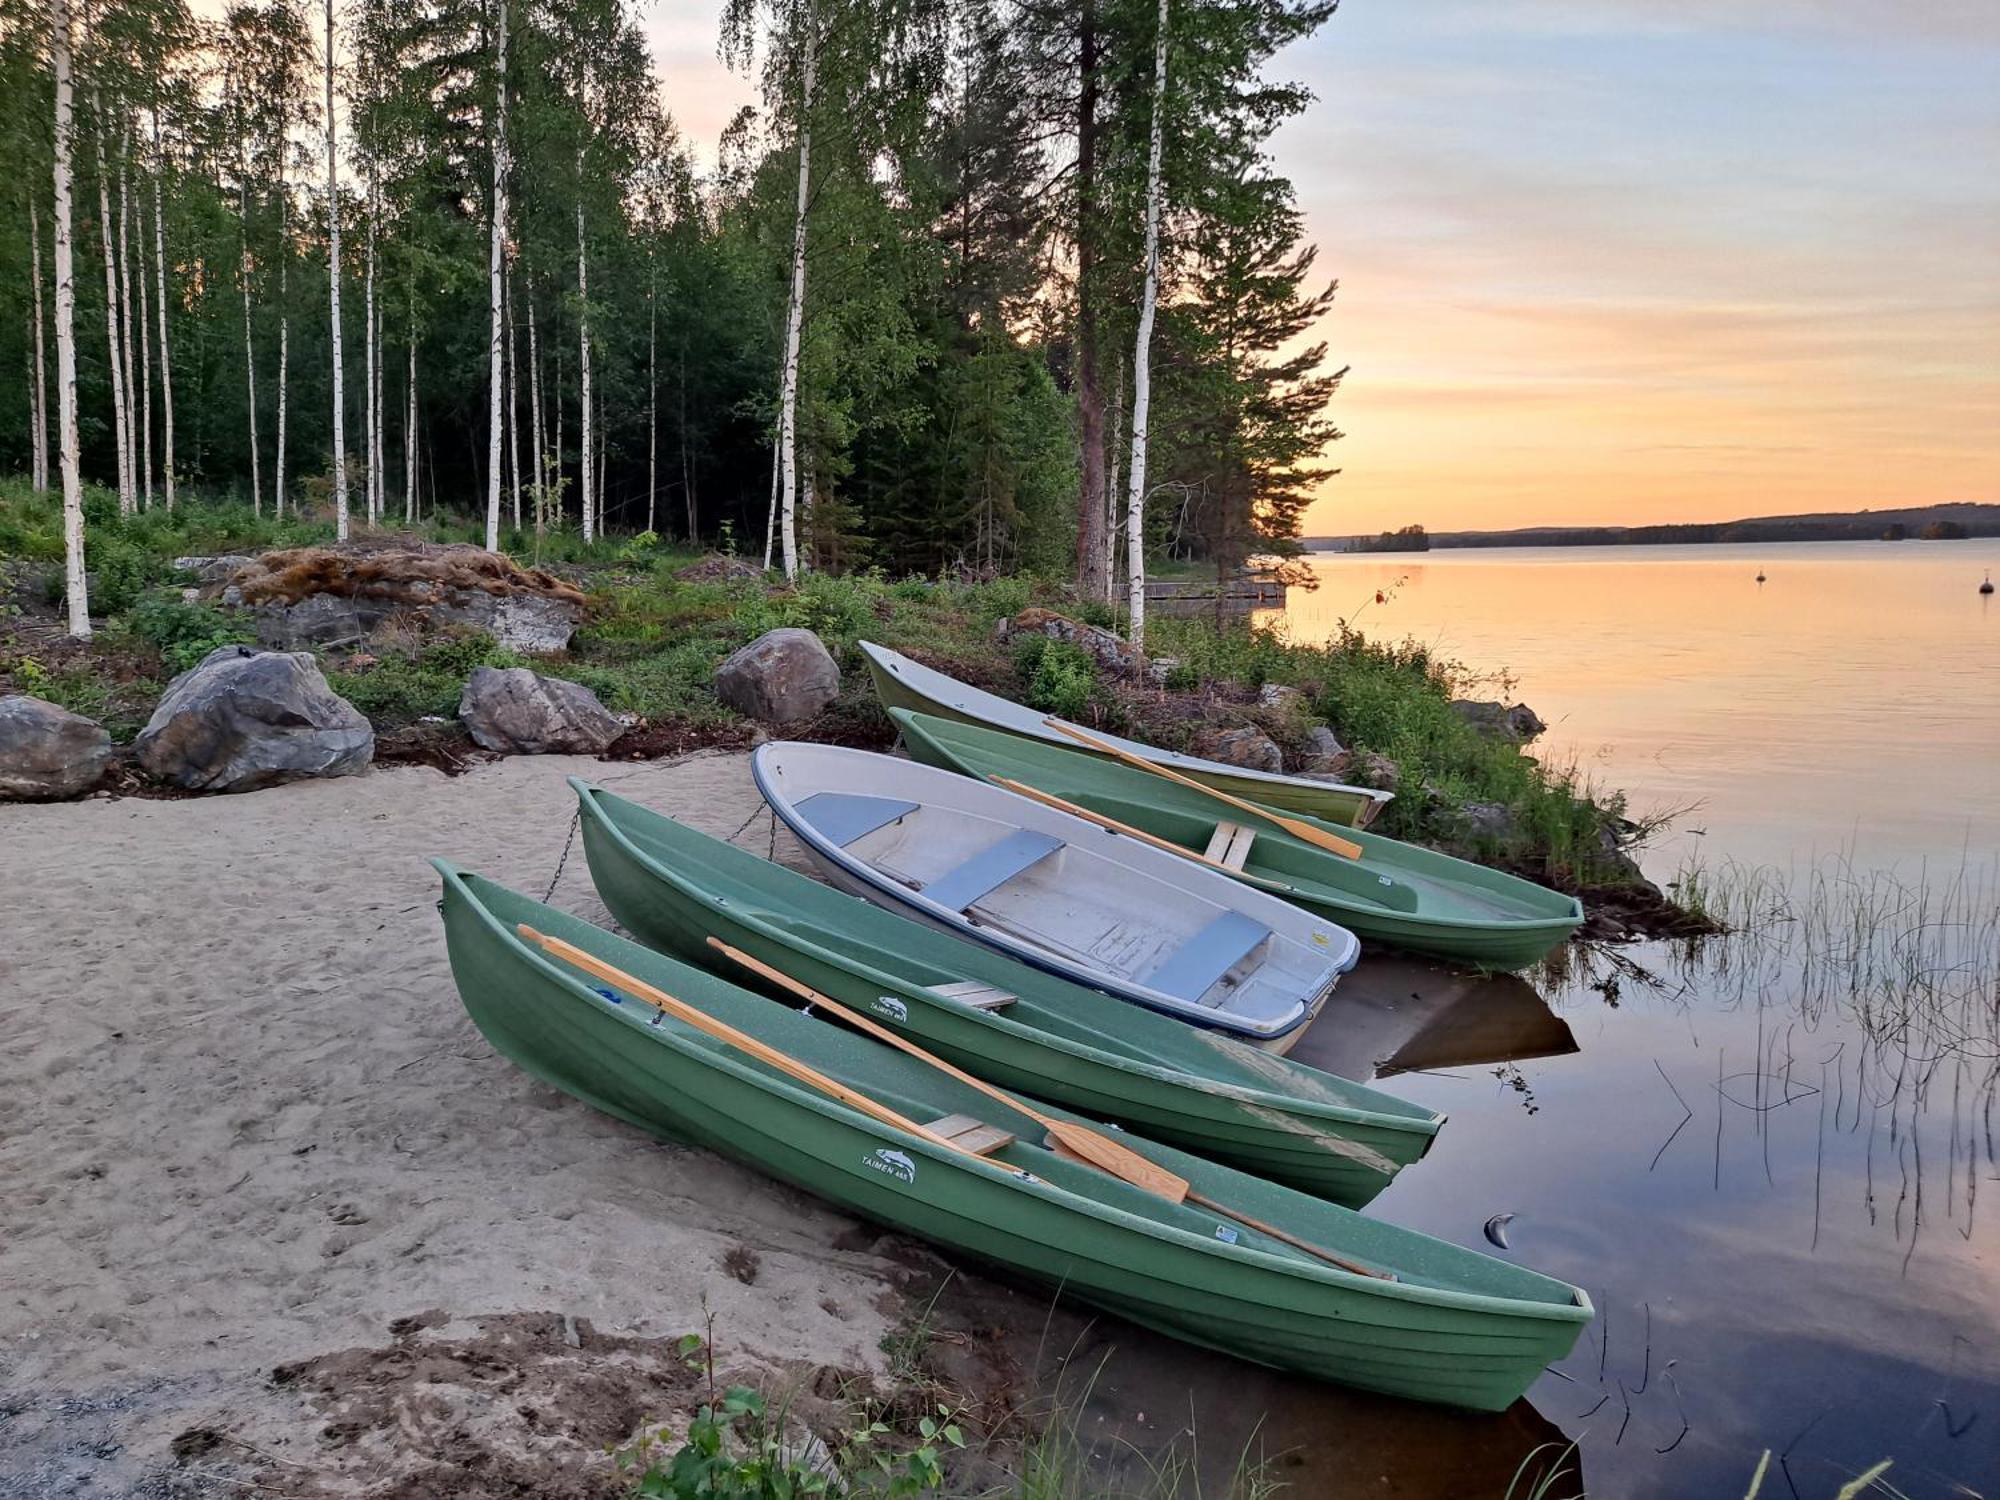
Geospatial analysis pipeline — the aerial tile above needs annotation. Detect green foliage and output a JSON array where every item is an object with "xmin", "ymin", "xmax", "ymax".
[
  {"xmin": 326, "ymin": 635, "xmax": 529, "ymax": 725},
  {"xmin": 118, "ymin": 593, "xmax": 256, "ymax": 672},
  {"xmin": 1014, "ymin": 637, "xmax": 1097, "ymax": 721}
]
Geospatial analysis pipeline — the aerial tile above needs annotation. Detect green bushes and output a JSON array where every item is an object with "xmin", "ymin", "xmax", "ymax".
[
  {"xmin": 327, "ymin": 635, "xmax": 529, "ymax": 725},
  {"xmin": 118, "ymin": 594, "xmax": 256, "ymax": 672}
]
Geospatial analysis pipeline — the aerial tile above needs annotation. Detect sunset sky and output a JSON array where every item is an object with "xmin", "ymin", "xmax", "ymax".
[{"xmin": 642, "ymin": 0, "xmax": 1998, "ymax": 536}]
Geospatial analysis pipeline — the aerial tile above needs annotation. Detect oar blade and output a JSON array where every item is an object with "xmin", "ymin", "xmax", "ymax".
[{"xmin": 1043, "ymin": 1124, "xmax": 1189, "ymax": 1203}]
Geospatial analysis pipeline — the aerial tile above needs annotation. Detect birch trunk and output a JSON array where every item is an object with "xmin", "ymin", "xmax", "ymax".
[
  {"xmin": 405, "ymin": 297, "xmax": 417, "ymax": 523},
  {"xmin": 679, "ymin": 332, "xmax": 694, "ymax": 543},
  {"xmin": 364, "ymin": 163, "xmax": 379, "ymax": 523},
  {"xmin": 645, "ymin": 260, "xmax": 656, "ymax": 536},
  {"xmin": 485, "ymin": 0, "xmax": 509, "ymax": 549},
  {"xmin": 775, "ymin": 45, "xmax": 815, "ymax": 579},
  {"xmin": 239, "ymin": 175, "xmax": 262, "ymax": 514},
  {"xmin": 52, "ymin": 0, "xmax": 89, "ymax": 634},
  {"xmin": 150, "ymin": 106, "xmax": 175, "ymax": 511},
  {"xmin": 554, "ymin": 343, "xmax": 563, "ymax": 527},
  {"xmin": 1073, "ymin": 0, "xmax": 1108, "ymax": 599},
  {"xmin": 325, "ymin": 0, "xmax": 348, "ymax": 538},
  {"xmin": 92, "ymin": 102, "xmax": 132, "ymax": 514},
  {"xmin": 575, "ymin": 170, "xmax": 593, "ymax": 542},
  {"xmin": 527, "ymin": 289, "xmax": 545, "ymax": 533},
  {"xmin": 506, "ymin": 266, "xmax": 522, "ymax": 528},
  {"xmin": 117, "ymin": 145, "xmax": 141, "ymax": 506},
  {"xmin": 1124, "ymin": 0, "xmax": 1169, "ymax": 646},
  {"xmin": 275, "ymin": 161, "xmax": 289, "ymax": 516},
  {"xmin": 135, "ymin": 168, "xmax": 153, "ymax": 506},
  {"xmin": 30, "ymin": 199, "xmax": 49, "ymax": 492}
]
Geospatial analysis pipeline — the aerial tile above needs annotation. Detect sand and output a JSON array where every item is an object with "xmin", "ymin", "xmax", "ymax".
[{"xmin": 0, "ymin": 753, "xmax": 906, "ymax": 1496}]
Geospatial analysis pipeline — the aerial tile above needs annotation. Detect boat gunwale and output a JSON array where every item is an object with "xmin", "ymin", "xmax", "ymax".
[
  {"xmin": 860, "ymin": 640, "xmax": 1395, "ymax": 813},
  {"xmin": 749, "ymin": 745, "xmax": 1351, "ymax": 1043},
  {"xmin": 435, "ymin": 857, "xmax": 1591, "ymax": 1326},
  {"xmin": 571, "ymin": 779, "xmax": 1445, "ymax": 1139},
  {"xmin": 891, "ymin": 709, "xmax": 1588, "ymax": 937}
]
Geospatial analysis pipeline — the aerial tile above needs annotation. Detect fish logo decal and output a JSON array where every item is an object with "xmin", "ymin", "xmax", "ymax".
[
  {"xmin": 865, "ymin": 1148, "xmax": 917, "ymax": 1185},
  {"xmin": 1215, "ymin": 1224, "xmax": 1240, "ymax": 1245},
  {"xmin": 873, "ymin": 996, "xmax": 910, "ymax": 1022}
]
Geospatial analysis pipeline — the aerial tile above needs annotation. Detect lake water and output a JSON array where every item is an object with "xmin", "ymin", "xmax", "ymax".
[
  {"xmin": 1038, "ymin": 542, "xmax": 1999, "ymax": 1498},
  {"xmin": 1262, "ymin": 543, "xmax": 2000, "ymax": 1496}
]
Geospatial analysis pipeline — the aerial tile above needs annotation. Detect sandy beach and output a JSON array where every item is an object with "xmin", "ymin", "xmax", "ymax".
[{"xmin": 0, "ymin": 752, "xmax": 912, "ymax": 1496}]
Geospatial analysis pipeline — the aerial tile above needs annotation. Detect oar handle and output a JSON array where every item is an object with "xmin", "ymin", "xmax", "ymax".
[
  {"xmin": 990, "ymin": 776, "xmax": 1299, "ymax": 895},
  {"xmin": 1184, "ymin": 1189, "xmax": 1397, "ymax": 1281},
  {"xmin": 1045, "ymin": 718, "xmax": 1365, "ymax": 861},
  {"xmin": 517, "ymin": 925, "xmax": 975, "ymax": 1161}
]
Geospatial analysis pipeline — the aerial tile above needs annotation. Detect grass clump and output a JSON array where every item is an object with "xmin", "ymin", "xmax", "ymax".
[{"xmin": 327, "ymin": 634, "xmax": 530, "ymax": 726}]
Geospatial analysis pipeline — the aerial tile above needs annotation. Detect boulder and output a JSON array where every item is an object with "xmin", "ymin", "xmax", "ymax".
[
  {"xmin": 0, "ymin": 695, "xmax": 115, "ymax": 800},
  {"xmin": 1298, "ymin": 725, "xmax": 1350, "ymax": 777},
  {"xmin": 133, "ymin": 645, "xmax": 374, "ymax": 793},
  {"xmin": 458, "ymin": 667, "xmax": 622, "ymax": 755},
  {"xmin": 1192, "ymin": 724, "xmax": 1284, "ymax": 774},
  {"xmin": 1257, "ymin": 683, "xmax": 1306, "ymax": 713},
  {"xmin": 1350, "ymin": 750, "xmax": 1401, "ymax": 791},
  {"xmin": 254, "ymin": 593, "xmax": 368, "ymax": 651},
  {"xmin": 250, "ymin": 588, "xmax": 581, "ymax": 655},
  {"xmin": 713, "ymin": 628, "xmax": 840, "ymax": 725},
  {"xmin": 430, "ymin": 591, "xmax": 581, "ymax": 654},
  {"xmin": 1145, "ymin": 656, "xmax": 1182, "ymax": 688},
  {"xmin": 996, "ymin": 608, "xmax": 1143, "ymax": 675},
  {"xmin": 172, "ymin": 554, "xmax": 257, "ymax": 586},
  {"xmin": 1458, "ymin": 800, "xmax": 1519, "ymax": 842},
  {"xmin": 1451, "ymin": 699, "xmax": 1548, "ymax": 743}
]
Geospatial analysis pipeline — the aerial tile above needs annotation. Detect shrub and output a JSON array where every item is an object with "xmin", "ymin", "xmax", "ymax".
[
  {"xmin": 326, "ymin": 634, "xmax": 527, "ymax": 725},
  {"xmin": 120, "ymin": 593, "xmax": 255, "ymax": 672},
  {"xmin": 1016, "ymin": 637, "xmax": 1097, "ymax": 720}
]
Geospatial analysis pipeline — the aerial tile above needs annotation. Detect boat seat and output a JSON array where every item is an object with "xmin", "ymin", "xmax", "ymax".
[
  {"xmin": 926, "ymin": 979, "xmax": 1019, "ymax": 1011},
  {"xmin": 922, "ymin": 830, "xmax": 1063, "ymax": 912},
  {"xmin": 795, "ymin": 792, "xmax": 920, "ymax": 848},
  {"xmin": 1144, "ymin": 910, "xmax": 1270, "ymax": 1004},
  {"xmin": 1203, "ymin": 820, "xmax": 1257, "ymax": 871},
  {"xmin": 928, "ymin": 1113, "xmax": 1016, "ymax": 1156}
]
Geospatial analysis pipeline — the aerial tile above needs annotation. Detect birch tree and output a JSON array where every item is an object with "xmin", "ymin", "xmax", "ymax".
[
  {"xmin": 324, "ymin": 0, "xmax": 347, "ymax": 538},
  {"xmin": 484, "ymin": 0, "xmax": 509, "ymax": 550},
  {"xmin": 1123, "ymin": 0, "xmax": 1169, "ymax": 645},
  {"xmin": 91, "ymin": 92, "xmax": 133, "ymax": 513},
  {"xmin": 51, "ymin": 0, "xmax": 88, "ymax": 633},
  {"xmin": 29, "ymin": 198, "xmax": 49, "ymax": 492},
  {"xmin": 148, "ymin": 101, "xmax": 173, "ymax": 509}
]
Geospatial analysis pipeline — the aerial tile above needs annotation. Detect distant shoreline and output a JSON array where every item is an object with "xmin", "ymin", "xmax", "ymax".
[{"xmin": 1304, "ymin": 502, "xmax": 2000, "ymax": 554}]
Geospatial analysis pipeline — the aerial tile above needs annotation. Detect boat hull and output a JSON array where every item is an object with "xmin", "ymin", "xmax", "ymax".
[
  {"xmin": 862, "ymin": 641, "xmax": 1390, "ymax": 828},
  {"xmin": 435, "ymin": 863, "xmax": 1592, "ymax": 1411},
  {"xmin": 573, "ymin": 780, "xmax": 1440, "ymax": 1205},
  {"xmin": 894, "ymin": 709, "xmax": 1585, "ymax": 972}
]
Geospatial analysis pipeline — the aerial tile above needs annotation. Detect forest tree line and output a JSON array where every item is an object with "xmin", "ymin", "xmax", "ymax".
[{"xmin": 0, "ymin": 0, "xmax": 1346, "ymax": 636}]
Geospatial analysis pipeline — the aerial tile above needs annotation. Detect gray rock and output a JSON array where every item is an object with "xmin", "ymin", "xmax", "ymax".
[
  {"xmin": 1351, "ymin": 750, "xmax": 1401, "ymax": 791},
  {"xmin": 458, "ymin": 667, "xmax": 622, "ymax": 755},
  {"xmin": 171, "ymin": 554, "xmax": 257, "ymax": 586},
  {"xmin": 1257, "ymin": 683, "xmax": 1306, "ymax": 713},
  {"xmin": 714, "ymin": 628, "xmax": 840, "ymax": 724},
  {"xmin": 1193, "ymin": 724, "xmax": 1284, "ymax": 774},
  {"xmin": 996, "ymin": 607, "xmax": 1143, "ymax": 675},
  {"xmin": 1145, "ymin": 655, "xmax": 1182, "ymax": 687},
  {"xmin": 254, "ymin": 593, "xmax": 368, "ymax": 651},
  {"xmin": 431, "ymin": 591, "xmax": 581, "ymax": 654},
  {"xmin": 1459, "ymin": 800, "xmax": 1519, "ymax": 842},
  {"xmin": 1451, "ymin": 699, "xmax": 1548, "ymax": 743},
  {"xmin": 133, "ymin": 645, "xmax": 374, "ymax": 793},
  {"xmin": 1298, "ymin": 725, "xmax": 1348, "ymax": 774},
  {"xmin": 0, "ymin": 696, "xmax": 115, "ymax": 800}
]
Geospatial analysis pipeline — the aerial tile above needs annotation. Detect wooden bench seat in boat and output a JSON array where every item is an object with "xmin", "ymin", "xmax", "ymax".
[
  {"xmin": 927, "ymin": 1113, "xmax": 1016, "ymax": 1155},
  {"xmin": 921, "ymin": 830, "xmax": 1064, "ymax": 912},
  {"xmin": 795, "ymin": 792, "xmax": 920, "ymax": 847},
  {"xmin": 925, "ymin": 979, "xmax": 1019, "ymax": 1011},
  {"xmin": 1144, "ymin": 910, "xmax": 1271, "ymax": 1005},
  {"xmin": 1203, "ymin": 820, "xmax": 1257, "ymax": 871}
]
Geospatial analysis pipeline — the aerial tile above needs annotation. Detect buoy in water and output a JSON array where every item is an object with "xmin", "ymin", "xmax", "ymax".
[
  {"xmin": 1982, "ymin": 572, "xmax": 1995, "ymax": 595},
  {"xmin": 1755, "ymin": 571, "xmax": 1767, "ymax": 583}
]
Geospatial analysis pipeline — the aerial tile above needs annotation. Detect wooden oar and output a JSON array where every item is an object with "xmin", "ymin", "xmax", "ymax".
[
  {"xmin": 516, "ymin": 925, "xmax": 1005, "ymax": 1170},
  {"xmin": 1045, "ymin": 719, "xmax": 1366, "ymax": 861},
  {"xmin": 988, "ymin": 776, "xmax": 1300, "ymax": 896},
  {"xmin": 708, "ymin": 937, "xmax": 1394, "ymax": 1281}
]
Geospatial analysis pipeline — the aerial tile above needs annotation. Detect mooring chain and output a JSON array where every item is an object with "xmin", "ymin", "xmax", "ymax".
[{"xmin": 543, "ymin": 807, "xmax": 583, "ymax": 904}]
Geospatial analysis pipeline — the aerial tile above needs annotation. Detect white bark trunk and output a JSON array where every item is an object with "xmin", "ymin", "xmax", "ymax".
[
  {"xmin": 485, "ymin": 0, "xmax": 509, "ymax": 549},
  {"xmin": 275, "ymin": 159, "xmax": 288, "ymax": 516},
  {"xmin": 92, "ymin": 101, "xmax": 132, "ymax": 514},
  {"xmin": 646, "ymin": 260, "xmax": 656, "ymax": 535},
  {"xmin": 239, "ymin": 175, "xmax": 262, "ymax": 514},
  {"xmin": 576, "ymin": 170, "xmax": 593, "ymax": 542},
  {"xmin": 150, "ymin": 106, "xmax": 174, "ymax": 511},
  {"xmin": 775, "ymin": 46, "xmax": 815, "ymax": 579},
  {"xmin": 527, "ymin": 289, "xmax": 545, "ymax": 532},
  {"xmin": 505, "ymin": 265, "xmax": 521, "ymax": 529},
  {"xmin": 365, "ymin": 163, "xmax": 378, "ymax": 523},
  {"xmin": 51, "ymin": 0, "xmax": 89, "ymax": 635},
  {"xmin": 30, "ymin": 199, "xmax": 49, "ymax": 492},
  {"xmin": 325, "ymin": 0, "xmax": 348, "ymax": 538},
  {"xmin": 117, "ymin": 145, "xmax": 141, "ymax": 506},
  {"xmin": 135, "ymin": 167, "xmax": 153, "ymax": 506},
  {"xmin": 1124, "ymin": 0, "xmax": 1169, "ymax": 647},
  {"xmin": 405, "ymin": 297, "xmax": 417, "ymax": 523}
]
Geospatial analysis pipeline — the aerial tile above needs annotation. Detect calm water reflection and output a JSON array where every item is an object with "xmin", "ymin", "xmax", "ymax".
[{"xmin": 1243, "ymin": 542, "xmax": 2000, "ymax": 1496}]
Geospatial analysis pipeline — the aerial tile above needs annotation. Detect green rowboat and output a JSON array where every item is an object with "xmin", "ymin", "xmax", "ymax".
[
  {"xmin": 893, "ymin": 709, "xmax": 1586, "ymax": 972},
  {"xmin": 434, "ymin": 861, "xmax": 1593, "ymax": 1409},
  {"xmin": 573, "ymin": 779, "xmax": 1440, "ymax": 1206},
  {"xmin": 860, "ymin": 640, "xmax": 1391, "ymax": 828}
]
